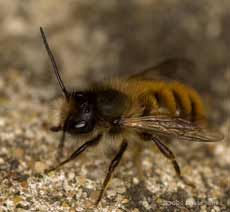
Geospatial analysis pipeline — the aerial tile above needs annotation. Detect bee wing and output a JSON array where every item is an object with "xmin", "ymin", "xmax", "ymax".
[
  {"xmin": 128, "ymin": 58, "xmax": 195, "ymax": 81},
  {"xmin": 88, "ymin": 58, "xmax": 195, "ymax": 85},
  {"xmin": 120, "ymin": 116, "xmax": 224, "ymax": 142}
]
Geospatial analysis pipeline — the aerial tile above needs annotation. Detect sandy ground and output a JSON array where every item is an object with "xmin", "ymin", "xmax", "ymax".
[{"xmin": 0, "ymin": 1, "xmax": 229, "ymax": 211}]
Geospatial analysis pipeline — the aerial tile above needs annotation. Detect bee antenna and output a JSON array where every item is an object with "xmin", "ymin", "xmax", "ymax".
[{"xmin": 40, "ymin": 27, "xmax": 69, "ymax": 100}]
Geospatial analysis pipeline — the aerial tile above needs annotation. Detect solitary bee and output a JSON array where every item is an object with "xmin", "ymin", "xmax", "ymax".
[{"xmin": 40, "ymin": 27, "xmax": 224, "ymax": 205}]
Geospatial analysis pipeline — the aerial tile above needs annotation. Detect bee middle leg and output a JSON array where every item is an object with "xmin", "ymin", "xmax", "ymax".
[
  {"xmin": 95, "ymin": 140, "xmax": 128, "ymax": 206},
  {"xmin": 152, "ymin": 137, "xmax": 195, "ymax": 187},
  {"xmin": 46, "ymin": 134, "xmax": 102, "ymax": 173}
]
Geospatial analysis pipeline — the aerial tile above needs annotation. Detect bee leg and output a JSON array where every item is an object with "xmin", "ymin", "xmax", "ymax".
[
  {"xmin": 56, "ymin": 130, "xmax": 66, "ymax": 163},
  {"xmin": 46, "ymin": 134, "xmax": 102, "ymax": 173},
  {"xmin": 152, "ymin": 137, "xmax": 195, "ymax": 188},
  {"xmin": 50, "ymin": 125, "xmax": 65, "ymax": 162},
  {"xmin": 95, "ymin": 140, "xmax": 128, "ymax": 206},
  {"xmin": 133, "ymin": 144, "xmax": 144, "ymax": 181},
  {"xmin": 152, "ymin": 137, "xmax": 181, "ymax": 175}
]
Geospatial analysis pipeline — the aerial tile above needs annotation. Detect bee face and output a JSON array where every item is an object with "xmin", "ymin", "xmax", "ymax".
[{"xmin": 64, "ymin": 92, "xmax": 96, "ymax": 134}]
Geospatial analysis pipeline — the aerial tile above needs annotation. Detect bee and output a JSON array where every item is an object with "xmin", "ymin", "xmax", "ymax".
[{"xmin": 40, "ymin": 27, "xmax": 224, "ymax": 205}]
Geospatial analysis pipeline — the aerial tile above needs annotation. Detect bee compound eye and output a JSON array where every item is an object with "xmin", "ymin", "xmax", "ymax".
[{"xmin": 74, "ymin": 120, "xmax": 87, "ymax": 129}]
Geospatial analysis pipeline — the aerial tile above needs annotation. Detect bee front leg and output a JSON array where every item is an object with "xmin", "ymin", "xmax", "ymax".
[
  {"xmin": 95, "ymin": 140, "xmax": 128, "ymax": 206},
  {"xmin": 50, "ymin": 125, "xmax": 65, "ymax": 163},
  {"xmin": 152, "ymin": 137, "xmax": 195, "ymax": 188},
  {"xmin": 46, "ymin": 134, "xmax": 102, "ymax": 173},
  {"xmin": 56, "ymin": 130, "xmax": 66, "ymax": 163}
]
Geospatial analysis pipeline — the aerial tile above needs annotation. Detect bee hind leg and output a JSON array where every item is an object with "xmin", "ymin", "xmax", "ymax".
[
  {"xmin": 152, "ymin": 137, "xmax": 195, "ymax": 188},
  {"xmin": 95, "ymin": 140, "xmax": 128, "ymax": 206},
  {"xmin": 133, "ymin": 143, "xmax": 144, "ymax": 181}
]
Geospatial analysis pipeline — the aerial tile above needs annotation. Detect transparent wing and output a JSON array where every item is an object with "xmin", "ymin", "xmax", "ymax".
[
  {"xmin": 120, "ymin": 115, "xmax": 224, "ymax": 142},
  {"xmin": 128, "ymin": 58, "xmax": 195, "ymax": 81},
  {"xmin": 88, "ymin": 58, "xmax": 195, "ymax": 85}
]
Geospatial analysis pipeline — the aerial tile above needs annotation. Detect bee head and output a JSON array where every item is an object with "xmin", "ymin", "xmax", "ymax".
[{"xmin": 64, "ymin": 92, "xmax": 96, "ymax": 134}]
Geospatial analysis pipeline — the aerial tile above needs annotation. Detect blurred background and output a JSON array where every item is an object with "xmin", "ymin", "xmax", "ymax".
[
  {"xmin": 0, "ymin": 0, "xmax": 229, "ymax": 121},
  {"xmin": 0, "ymin": 1, "xmax": 229, "ymax": 211}
]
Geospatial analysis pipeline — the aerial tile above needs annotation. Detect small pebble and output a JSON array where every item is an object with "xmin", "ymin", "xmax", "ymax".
[
  {"xmin": 77, "ymin": 176, "xmax": 86, "ymax": 186},
  {"xmin": 16, "ymin": 209, "xmax": 27, "ymax": 212},
  {"xmin": 107, "ymin": 189, "xmax": 117, "ymax": 197},
  {"xmin": 185, "ymin": 197, "xmax": 195, "ymax": 207},
  {"xmin": 20, "ymin": 180, "xmax": 28, "ymax": 188},
  {"xmin": 89, "ymin": 190, "xmax": 100, "ymax": 201},
  {"xmin": 34, "ymin": 161, "xmax": 46, "ymax": 173},
  {"xmin": 63, "ymin": 181, "xmax": 72, "ymax": 192},
  {"xmin": 68, "ymin": 172, "xmax": 75, "ymax": 180},
  {"xmin": 133, "ymin": 177, "xmax": 139, "ymax": 185},
  {"xmin": 61, "ymin": 202, "xmax": 69, "ymax": 208},
  {"xmin": 211, "ymin": 206, "xmax": 221, "ymax": 212},
  {"xmin": 12, "ymin": 195, "xmax": 22, "ymax": 204},
  {"xmin": 0, "ymin": 157, "xmax": 5, "ymax": 164},
  {"xmin": 116, "ymin": 186, "xmax": 126, "ymax": 194},
  {"xmin": 200, "ymin": 205, "xmax": 207, "ymax": 212},
  {"xmin": 83, "ymin": 200, "xmax": 94, "ymax": 208},
  {"xmin": 121, "ymin": 198, "xmax": 129, "ymax": 204},
  {"xmin": 14, "ymin": 148, "xmax": 24, "ymax": 158},
  {"xmin": 142, "ymin": 199, "xmax": 151, "ymax": 210},
  {"xmin": 0, "ymin": 118, "xmax": 6, "ymax": 127}
]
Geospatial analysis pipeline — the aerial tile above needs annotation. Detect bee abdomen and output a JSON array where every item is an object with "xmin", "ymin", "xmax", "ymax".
[
  {"xmin": 139, "ymin": 81, "xmax": 205, "ymax": 120},
  {"xmin": 169, "ymin": 81, "xmax": 205, "ymax": 120},
  {"xmin": 158, "ymin": 86, "xmax": 177, "ymax": 114},
  {"xmin": 169, "ymin": 82, "xmax": 192, "ymax": 115}
]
